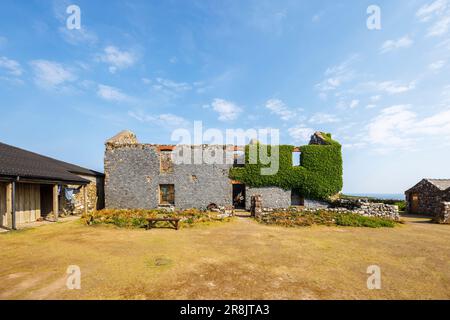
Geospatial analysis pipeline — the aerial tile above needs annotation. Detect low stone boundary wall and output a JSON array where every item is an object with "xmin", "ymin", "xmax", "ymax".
[
  {"xmin": 434, "ymin": 202, "xmax": 450, "ymax": 224},
  {"xmin": 250, "ymin": 196, "xmax": 400, "ymax": 221}
]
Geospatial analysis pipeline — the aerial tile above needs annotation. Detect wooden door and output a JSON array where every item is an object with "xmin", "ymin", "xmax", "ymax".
[
  {"xmin": 159, "ymin": 184, "xmax": 175, "ymax": 205},
  {"xmin": 410, "ymin": 193, "xmax": 419, "ymax": 213}
]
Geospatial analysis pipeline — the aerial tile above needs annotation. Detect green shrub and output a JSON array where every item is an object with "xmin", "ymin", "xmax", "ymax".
[
  {"xmin": 394, "ymin": 201, "xmax": 406, "ymax": 212},
  {"xmin": 335, "ymin": 214, "xmax": 396, "ymax": 228},
  {"xmin": 229, "ymin": 132, "xmax": 343, "ymax": 200},
  {"xmin": 258, "ymin": 210, "xmax": 397, "ymax": 228},
  {"xmin": 82, "ymin": 208, "xmax": 232, "ymax": 229}
]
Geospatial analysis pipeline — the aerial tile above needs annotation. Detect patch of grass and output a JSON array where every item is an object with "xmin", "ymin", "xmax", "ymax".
[
  {"xmin": 335, "ymin": 213, "xmax": 396, "ymax": 228},
  {"xmin": 258, "ymin": 210, "xmax": 397, "ymax": 228},
  {"xmin": 81, "ymin": 208, "xmax": 233, "ymax": 229}
]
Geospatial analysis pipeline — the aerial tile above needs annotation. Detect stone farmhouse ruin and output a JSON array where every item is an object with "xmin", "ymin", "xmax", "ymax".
[
  {"xmin": 405, "ymin": 179, "xmax": 450, "ymax": 224},
  {"xmin": 104, "ymin": 130, "xmax": 343, "ymax": 211}
]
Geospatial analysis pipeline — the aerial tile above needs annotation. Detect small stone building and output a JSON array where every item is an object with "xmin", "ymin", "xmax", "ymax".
[
  {"xmin": 405, "ymin": 179, "xmax": 450, "ymax": 224},
  {"xmin": 104, "ymin": 130, "xmax": 341, "ymax": 211},
  {"xmin": 0, "ymin": 142, "xmax": 105, "ymax": 230}
]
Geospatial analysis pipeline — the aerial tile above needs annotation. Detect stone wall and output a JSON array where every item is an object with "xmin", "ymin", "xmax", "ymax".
[
  {"xmin": 105, "ymin": 144, "xmax": 234, "ymax": 210},
  {"xmin": 61, "ymin": 175, "xmax": 104, "ymax": 216},
  {"xmin": 330, "ymin": 199, "xmax": 399, "ymax": 220},
  {"xmin": 405, "ymin": 179, "xmax": 443, "ymax": 215},
  {"xmin": 434, "ymin": 202, "xmax": 450, "ymax": 224},
  {"xmin": 245, "ymin": 186, "xmax": 291, "ymax": 210}
]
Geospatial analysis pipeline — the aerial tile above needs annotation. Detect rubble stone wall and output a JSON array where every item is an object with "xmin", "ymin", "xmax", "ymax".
[
  {"xmin": 60, "ymin": 175, "xmax": 104, "ymax": 216},
  {"xmin": 434, "ymin": 202, "xmax": 450, "ymax": 224},
  {"xmin": 245, "ymin": 187, "xmax": 291, "ymax": 210},
  {"xmin": 105, "ymin": 144, "xmax": 234, "ymax": 210},
  {"xmin": 405, "ymin": 180, "xmax": 443, "ymax": 215}
]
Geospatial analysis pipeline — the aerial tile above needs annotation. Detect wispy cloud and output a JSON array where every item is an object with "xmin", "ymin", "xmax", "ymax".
[
  {"xmin": 152, "ymin": 78, "xmax": 192, "ymax": 92},
  {"xmin": 97, "ymin": 84, "xmax": 129, "ymax": 102},
  {"xmin": 309, "ymin": 113, "xmax": 340, "ymax": 124},
  {"xmin": 208, "ymin": 98, "xmax": 243, "ymax": 121},
  {"xmin": 99, "ymin": 46, "xmax": 137, "ymax": 73},
  {"xmin": 429, "ymin": 59, "xmax": 447, "ymax": 70},
  {"xmin": 416, "ymin": 0, "xmax": 448, "ymax": 22},
  {"xmin": 416, "ymin": 0, "xmax": 450, "ymax": 37},
  {"xmin": 129, "ymin": 111, "xmax": 189, "ymax": 128},
  {"xmin": 30, "ymin": 60, "xmax": 76, "ymax": 89},
  {"xmin": 288, "ymin": 127, "xmax": 314, "ymax": 144},
  {"xmin": 315, "ymin": 54, "xmax": 359, "ymax": 97},
  {"xmin": 59, "ymin": 26, "xmax": 98, "ymax": 46},
  {"xmin": 0, "ymin": 56, "xmax": 23, "ymax": 76},
  {"xmin": 265, "ymin": 99, "xmax": 297, "ymax": 121},
  {"xmin": 365, "ymin": 104, "xmax": 450, "ymax": 152},
  {"xmin": 363, "ymin": 80, "xmax": 417, "ymax": 94},
  {"xmin": 380, "ymin": 35, "xmax": 413, "ymax": 53}
]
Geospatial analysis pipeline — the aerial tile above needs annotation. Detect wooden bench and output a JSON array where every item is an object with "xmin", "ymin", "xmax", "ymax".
[{"xmin": 146, "ymin": 217, "xmax": 180, "ymax": 230}]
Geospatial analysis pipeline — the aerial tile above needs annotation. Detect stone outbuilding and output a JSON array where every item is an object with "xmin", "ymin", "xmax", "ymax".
[{"xmin": 405, "ymin": 179, "xmax": 450, "ymax": 224}]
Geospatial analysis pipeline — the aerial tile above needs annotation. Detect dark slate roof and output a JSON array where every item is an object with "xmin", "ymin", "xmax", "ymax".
[
  {"xmin": 426, "ymin": 179, "xmax": 450, "ymax": 191},
  {"xmin": 0, "ymin": 142, "xmax": 103, "ymax": 184}
]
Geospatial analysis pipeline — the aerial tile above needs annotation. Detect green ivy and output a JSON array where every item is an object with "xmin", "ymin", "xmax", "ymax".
[{"xmin": 229, "ymin": 132, "xmax": 343, "ymax": 200}]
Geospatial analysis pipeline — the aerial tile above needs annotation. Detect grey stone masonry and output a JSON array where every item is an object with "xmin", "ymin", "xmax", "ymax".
[
  {"xmin": 245, "ymin": 187, "xmax": 291, "ymax": 210},
  {"xmin": 434, "ymin": 202, "xmax": 450, "ymax": 224},
  {"xmin": 105, "ymin": 143, "xmax": 234, "ymax": 210}
]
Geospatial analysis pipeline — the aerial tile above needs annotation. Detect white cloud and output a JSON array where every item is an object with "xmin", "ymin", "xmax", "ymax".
[
  {"xmin": 265, "ymin": 99, "xmax": 296, "ymax": 121},
  {"xmin": 59, "ymin": 26, "xmax": 98, "ymax": 46},
  {"xmin": 30, "ymin": 60, "xmax": 76, "ymax": 88},
  {"xmin": 288, "ymin": 127, "xmax": 314, "ymax": 144},
  {"xmin": 350, "ymin": 99, "xmax": 360, "ymax": 109},
  {"xmin": 427, "ymin": 16, "xmax": 450, "ymax": 36},
  {"xmin": 366, "ymin": 105, "xmax": 417, "ymax": 147},
  {"xmin": 370, "ymin": 95, "xmax": 381, "ymax": 102},
  {"xmin": 365, "ymin": 104, "xmax": 450, "ymax": 151},
  {"xmin": 97, "ymin": 84, "xmax": 129, "ymax": 102},
  {"xmin": 99, "ymin": 46, "xmax": 136, "ymax": 73},
  {"xmin": 429, "ymin": 60, "xmax": 447, "ymax": 70},
  {"xmin": 315, "ymin": 55, "xmax": 358, "ymax": 95},
  {"xmin": 380, "ymin": 36, "xmax": 413, "ymax": 53},
  {"xmin": 152, "ymin": 78, "xmax": 191, "ymax": 92},
  {"xmin": 0, "ymin": 56, "xmax": 23, "ymax": 76},
  {"xmin": 365, "ymin": 81, "xmax": 416, "ymax": 94},
  {"xmin": 309, "ymin": 113, "xmax": 340, "ymax": 124},
  {"xmin": 129, "ymin": 111, "xmax": 188, "ymax": 128},
  {"xmin": 366, "ymin": 104, "xmax": 377, "ymax": 109},
  {"xmin": 416, "ymin": 0, "xmax": 448, "ymax": 22},
  {"xmin": 210, "ymin": 98, "xmax": 242, "ymax": 121},
  {"xmin": 416, "ymin": 0, "xmax": 450, "ymax": 37}
]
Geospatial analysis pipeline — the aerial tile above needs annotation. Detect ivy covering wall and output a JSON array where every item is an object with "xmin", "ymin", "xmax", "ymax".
[{"xmin": 229, "ymin": 132, "xmax": 343, "ymax": 200}]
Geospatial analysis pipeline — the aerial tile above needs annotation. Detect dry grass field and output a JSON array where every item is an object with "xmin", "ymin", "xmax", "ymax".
[{"xmin": 0, "ymin": 215, "xmax": 449, "ymax": 300}]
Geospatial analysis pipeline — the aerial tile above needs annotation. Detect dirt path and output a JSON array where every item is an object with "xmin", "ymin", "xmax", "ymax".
[{"xmin": 0, "ymin": 216, "xmax": 449, "ymax": 300}]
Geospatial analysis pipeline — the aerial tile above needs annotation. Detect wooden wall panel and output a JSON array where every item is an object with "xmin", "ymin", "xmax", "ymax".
[
  {"xmin": 15, "ymin": 183, "xmax": 41, "ymax": 224},
  {"xmin": 0, "ymin": 182, "xmax": 7, "ymax": 228}
]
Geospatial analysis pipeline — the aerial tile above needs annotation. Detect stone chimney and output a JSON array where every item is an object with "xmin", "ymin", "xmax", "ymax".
[
  {"xmin": 106, "ymin": 130, "xmax": 138, "ymax": 148},
  {"xmin": 309, "ymin": 131, "xmax": 329, "ymax": 145}
]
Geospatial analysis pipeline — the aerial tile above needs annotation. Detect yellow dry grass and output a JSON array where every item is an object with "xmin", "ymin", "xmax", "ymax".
[{"xmin": 0, "ymin": 215, "xmax": 449, "ymax": 300}]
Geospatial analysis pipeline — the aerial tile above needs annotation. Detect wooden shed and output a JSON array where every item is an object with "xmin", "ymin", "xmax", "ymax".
[{"xmin": 0, "ymin": 142, "xmax": 104, "ymax": 230}]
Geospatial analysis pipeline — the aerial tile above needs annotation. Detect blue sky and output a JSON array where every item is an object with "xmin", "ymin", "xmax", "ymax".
[{"xmin": 1, "ymin": 0, "xmax": 450, "ymax": 194}]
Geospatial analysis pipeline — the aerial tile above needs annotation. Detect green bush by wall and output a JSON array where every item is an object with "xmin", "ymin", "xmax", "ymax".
[{"xmin": 229, "ymin": 132, "xmax": 343, "ymax": 200}]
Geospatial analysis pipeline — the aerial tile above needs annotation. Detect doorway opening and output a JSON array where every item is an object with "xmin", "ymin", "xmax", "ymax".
[
  {"xmin": 232, "ymin": 184, "xmax": 246, "ymax": 209},
  {"xmin": 410, "ymin": 193, "xmax": 419, "ymax": 213},
  {"xmin": 40, "ymin": 185, "xmax": 53, "ymax": 218}
]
